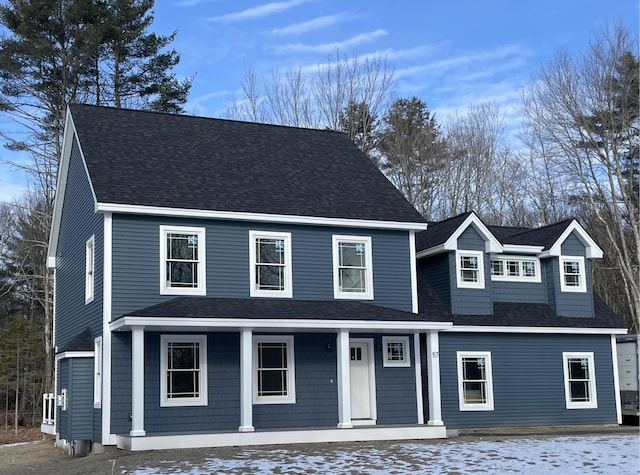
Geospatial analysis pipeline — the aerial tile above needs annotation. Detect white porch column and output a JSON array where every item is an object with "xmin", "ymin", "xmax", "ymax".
[
  {"xmin": 425, "ymin": 330, "xmax": 444, "ymax": 426},
  {"xmin": 130, "ymin": 326, "xmax": 145, "ymax": 437},
  {"xmin": 414, "ymin": 332, "xmax": 425, "ymax": 424},
  {"xmin": 239, "ymin": 328, "xmax": 255, "ymax": 432},
  {"xmin": 336, "ymin": 328, "xmax": 353, "ymax": 428}
]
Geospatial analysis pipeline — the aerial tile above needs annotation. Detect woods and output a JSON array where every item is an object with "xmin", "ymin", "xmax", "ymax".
[{"xmin": 0, "ymin": 1, "xmax": 637, "ymax": 434}]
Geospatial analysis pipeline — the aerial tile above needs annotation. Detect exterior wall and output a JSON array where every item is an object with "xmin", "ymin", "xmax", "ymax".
[
  {"xmin": 55, "ymin": 136, "xmax": 103, "ymax": 349},
  {"xmin": 437, "ymin": 332, "xmax": 618, "ymax": 428},
  {"xmin": 110, "ymin": 332, "xmax": 132, "ymax": 434},
  {"xmin": 57, "ymin": 358, "xmax": 94, "ymax": 440},
  {"xmin": 111, "ymin": 215, "xmax": 414, "ymax": 317},
  {"xmin": 418, "ymin": 253, "xmax": 451, "ymax": 309},
  {"xmin": 451, "ymin": 227, "xmax": 492, "ymax": 315},
  {"xmin": 490, "ymin": 255, "xmax": 547, "ymax": 304}
]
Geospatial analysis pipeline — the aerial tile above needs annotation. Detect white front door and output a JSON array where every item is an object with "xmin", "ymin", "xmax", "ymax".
[{"xmin": 350, "ymin": 340, "xmax": 375, "ymax": 420}]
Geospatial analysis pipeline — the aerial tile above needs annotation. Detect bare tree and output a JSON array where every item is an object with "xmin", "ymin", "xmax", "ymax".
[{"xmin": 520, "ymin": 22, "xmax": 639, "ymax": 330}]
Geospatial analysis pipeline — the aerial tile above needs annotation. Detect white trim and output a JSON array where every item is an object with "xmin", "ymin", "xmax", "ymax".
[
  {"xmin": 253, "ymin": 335, "xmax": 296, "ymax": 404},
  {"xmin": 160, "ymin": 334, "xmax": 208, "ymax": 407},
  {"xmin": 55, "ymin": 351, "xmax": 94, "ymax": 361},
  {"xmin": 249, "ymin": 230, "xmax": 292, "ymax": 298},
  {"xmin": 502, "ymin": 244, "xmax": 544, "ymax": 254},
  {"xmin": 85, "ymin": 235, "xmax": 95, "ymax": 303},
  {"xmin": 546, "ymin": 220, "xmax": 603, "ymax": 259},
  {"xmin": 455, "ymin": 250, "xmax": 485, "ymax": 289},
  {"xmin": 562, "ymin": 351, "xmax": 598, "ymax": 409},
  {"xmin": 111, "ymin": 316, "xmax": 453, "ymax": 332},
  {"xmin": 425, "ymin": 331, "xmax": 443, "ymax": 425},
  {"xmin": 610, "ymin": 335, "xmax": 623, "ymax": 424},
  {"xmin": 456, "ymin": 351, "xmax": 494, "ymax": 411},
  {"xmin": 97, "ymin": 202, "xmax": 428, "ymax": 231},
  {"xmin": 116, "ymin": 425, "xmax": 447, "ymax": 451},
  {"xmin": 350, "ymin": 338, "xmax": 377, "ymax": 423},
  {"xmin": 447, "ymin": 325, "xmax": 627, "ymax": 335},
  {"xmin": 413, "ymin": 333, "xmax": 424, "ymax": 424},
  {"xmin": 443, "ymin": 213, "xmax": 502, "ymax": 253},
  {"xmin": 102, "ymin": 212, "xmax": 115, "ymax": 445},
  {"xmin": 159, "ymin": 225, "xmax": 207, "ymax": 296},
  {"xmin": 559, "ymin": 256, "xmax": 587, "ymax": 293},
  {"xmin": 490, "ymin": 255, "xmax": 541, "ymax": 283},
  {"xmin": 93, "ymin": 336, "xmax": 103, "ymax": 408},
  {"xmin": 239, "ymin": 328, "xmax": 254, "ymax": 432},
  {"xmin": 409, "ymin": 231, "xmax": 419, "ymax": 313},
  {"xmin": 336, "ymin": 329, "xmax": 352, "ymax": 428},
  {"xmin": 332, "ymin": 235, "xmax": 374, "ymax": 300},
  {"xmin": 131, "ymin": 327, "xmax": 146, "ymax": 436},
  {"xmin": 381, "ymin": 336, "xmax": 411, "ymax": 367}
]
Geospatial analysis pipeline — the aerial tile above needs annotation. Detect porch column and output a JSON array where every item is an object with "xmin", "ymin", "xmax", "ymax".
[
  {"xmin": 239, "ymin": 328, "xmax": 254, "ymax": 432},
  {"xmin": 336, "ymin": 328, "xmax": 353, "ymax": 428},
  {"xmin": 130, "ymin": 326, "xmax": 145, "ymax": 437},
  {"xmin": 425, "ymin": 330, "xmax": 443, "ymax": 426}
]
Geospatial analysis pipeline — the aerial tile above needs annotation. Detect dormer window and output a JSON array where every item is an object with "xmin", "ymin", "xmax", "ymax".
[
  {"xmin": 490, "ymin": 256, "xmax": 541, "ymax": 283},
  {"xmin": 455, "ymin": 250, "xmax": 485, "ymax": 289},
  {"xmin": 560, "ymin": 256, "xmax": 586, "ymax": 293}
]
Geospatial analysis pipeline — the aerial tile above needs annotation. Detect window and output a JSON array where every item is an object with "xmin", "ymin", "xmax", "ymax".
[
  {"xmin": 457, "ymin": 351, "xmax": 494, "ymax": 411},
  {"xmin": 85, "ymin": 236, "xmax": 95, "ymax": 303},
  {"xmin": 490, "ymin": 256, "xmax": 541, "ymax": 282},
  {"xmin": 455, "ymin": 250, "xmax": 485, "ymax": 289},
  {"xmin": 94, "ymin": 337, "xmax": 102, "ymax": 408},
  {"xmin": 332, "ymin": 235, "xmax": 374, "ymax": 299},
  {"xmin": 160, "ymin": 226, "xmax": 206, "ymax": 295},
  {"xmin": 382, "ymin": 336, "xmax": 410, "ymax": 367},
  {"xmin": 249, "ymin": 231, "xmax": 292, "ymax": 298},
  {"xmin": 253, "ymin": 335, "xmax": 296, "ymax": 404},
  {"xmin": 560, "ymin": 256, "xmax": 586, "ymax": 292},
  {"xmin": 562, "ymin": 352, "xmax": 597, "ymax": 409},
  {"xmin": 160, "ymin": 335, "xmax": 208, "ymax": 407}
]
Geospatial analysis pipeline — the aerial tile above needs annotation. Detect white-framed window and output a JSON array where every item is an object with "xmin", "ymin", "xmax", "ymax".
[
  {"xmin": 457, "ymin": 351, "xmax": 494, "ymax": 411},
  {"xmin": 382, "ymin": 336, "xmax": 411, "ymax": 367},
  {"xmin": 562, "ymin": 352, "xmax": 597, "ymax": 409},
  {"xmin": 332, "ymin": 235, "xmax": 374, "ymax": 299},
  {"xmin": 160, "ymin": 226, "xmax": 206, "ymax": 295},
  {"xmin": 560, "ymin": 256, "xmax": 586, "ymax": 293},
  {"xmin": 160, "ymin": 334, "xmax": 208, "ymax": 407},
  {"xmin": 455, "ymin": 250, "xmax": 485, "ymax": 289},
  {"xmin": 93, "ymin": 336, "xmax": 102, "ymax": 408},
  {"xmin": 85, "ymin": 235, "xmax": 95, "ymax": 303},
  {"xmin": 253, "ymin": 335, "xmax": 296, "ymax": 404},
  {"xmin": 490, "ymin": 256, "xmax": 541, "ymax": 282},
  {"xmin": 249, "ymin": 231, "xmax": 292, "ymax": 298}
]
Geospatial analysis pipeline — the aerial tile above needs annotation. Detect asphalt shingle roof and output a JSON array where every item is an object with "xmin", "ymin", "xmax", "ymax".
[
  {"xmin": 69, "ymin": 104, "xmax": 425, "ymax": 224},
  {"xmin": 58, "ymin": 327, "xmax": 93, "ymax": 353},
  {"xmin": 416, "ymin": 212, "xmax": 472, "ymax": 251}
]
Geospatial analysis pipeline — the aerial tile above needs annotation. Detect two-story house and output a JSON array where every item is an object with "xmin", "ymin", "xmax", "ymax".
[
  {"xmin": 416, "ymin": 212, "xmax": 627, "ymax": 429},
  {"xmin": 44, "ymin": 104, "xmax": 452, "ymax": 453}
]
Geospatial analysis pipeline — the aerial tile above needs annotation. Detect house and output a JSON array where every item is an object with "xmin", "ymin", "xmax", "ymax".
[
  {"xmin": 43, "ymin": 104, "xmax": 627, "ymax": 454},
  {"xmin": 416, "ymin": 212, "xmax": 627, "ymax": 429},
  {"xmin": 44, "ymin": 104, "xmax": 451, "ymax": 453}
]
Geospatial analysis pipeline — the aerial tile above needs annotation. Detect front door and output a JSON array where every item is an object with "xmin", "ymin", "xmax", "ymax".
[{"xmin": 350, "ymin": 340, "xmax": 375, "ymax": 420}]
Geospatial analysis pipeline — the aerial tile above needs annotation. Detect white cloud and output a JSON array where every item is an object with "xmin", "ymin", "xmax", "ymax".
[
  {"xmin": 276, "ymin": 29, "xmax": 387, "ymax": 54},
  {"xmin": 176, "ymin": 0, "xmax": 219, "ymax": 7},
  {"xmin": 270, "ymin": 13, "xmax": 352, "ymax": 35},
  {"xmin": 207, "ymin": 0, "xmax": 308, "ymax": 23}
]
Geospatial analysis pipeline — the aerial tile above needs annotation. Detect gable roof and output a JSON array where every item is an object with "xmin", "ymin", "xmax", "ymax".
[{"xmin": 67, "ymin": 104, "xmax": 425, "ymax": 226}]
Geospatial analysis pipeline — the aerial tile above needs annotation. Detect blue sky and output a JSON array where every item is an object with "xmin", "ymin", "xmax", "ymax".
[{"xmin": 0, "ymin": 0, "xmax": 637, "ymax": 202}]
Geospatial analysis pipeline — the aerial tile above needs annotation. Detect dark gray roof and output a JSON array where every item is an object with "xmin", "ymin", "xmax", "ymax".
[
  {"xmin": 119, "ymin": 297, "xmax": 446, "ymax": 323},
  {"xmin": 416, "ymin": 212, "xmax": 472, "ymax": 251},
  {"xmin": 488, "ymin": 219, "xmax": 574, "ymax": 249},
  {"xmin": 69, "ymin": 104, "xmax": 425, "ymax": 224},
  {"xmin": 58, "ymin": 328, "xmax": 93, "ymax": 353}
]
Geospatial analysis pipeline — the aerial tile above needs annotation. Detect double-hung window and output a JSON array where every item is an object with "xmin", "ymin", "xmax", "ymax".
[
  {"xmin": 160, "ymin": 226, "xmax": 206, "ymax": 295},
  {"xmin": 560, "ymin": 256, "xmax": 586, "ymax": 292},
  {"xmin": 562, "ymin": 352, "xmax": 597, "ymax": 409},
  {"xmin": 490, "ymin": 256, "xmax": 541, "ymax": 282},
  {"xmin": 455, "ymin": 250, "xmax": 485, "ymax": 289},
  {"xmin": 332, "ymin": 235, "xmax": 374, "ymax": 299},
  {"xmin": 253, "ymin": 335, "xmax": 296, "ymax": 404},
  {"xmin": 249, "ymin": 231, "xmax": 292, "ymax": 298},
  {"xmin": 160, "ymin": 335, "xmax": 208, "ymax": 407},
  {"xmin": 457, "ymin": 351, "xmax": 494, "ymax": 411},
  {"xmin": 85, "ymin": 235, "xmax": 95, "ymax": 303}
]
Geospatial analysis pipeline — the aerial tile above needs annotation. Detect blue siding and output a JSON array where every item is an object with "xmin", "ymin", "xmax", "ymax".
[
  {"xmin": 419, "ymin": 253, "xmax": 451, "ymax": 310},
  {"xmin": 110, "ymin": 332, "xmax": 132, "ymax": 434},
  {"xmin": 57, "ymin": 360, "xmax": 69, "ymax": 440},
  {"xmin": 57, "ymin": 358, "xmax": 94, "ymax": 440},
  {"xmin": 111, "ymin": 216, "xmax": 414, "ymax": 317},
  {"xmin": 55, "ymin": 136, "xmax": 103, "ymax": 348},
  {"xmin": 451, "ymin": 227, "xmax": 492, "ymax": 315},
  {"xmin": 436, "ymin": 332, "xmax": 617, "ymax": 428},
  {"xmin": 491, "ymin": 256, "xmax": 547, "ymax": 304},
  {"xmin": 553, "ymin": 232, "xmax": 595, "ymax": 317}
]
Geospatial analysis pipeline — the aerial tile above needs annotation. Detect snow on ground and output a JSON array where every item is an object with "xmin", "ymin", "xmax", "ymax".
[{"xmin": 126, "ymin": 434, "xmax": 639, "ymax": 474}]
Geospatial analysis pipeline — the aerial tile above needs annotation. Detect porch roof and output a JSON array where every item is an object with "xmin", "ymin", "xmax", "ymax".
[{"xmin": 110, "ymin": 297, "xmax": 452, "ymax": 332}]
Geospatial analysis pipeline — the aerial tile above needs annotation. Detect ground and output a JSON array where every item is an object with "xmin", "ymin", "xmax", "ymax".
[{"xmin": 0, "ymin": 425, "xmax": 638, "ymax": 475}]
